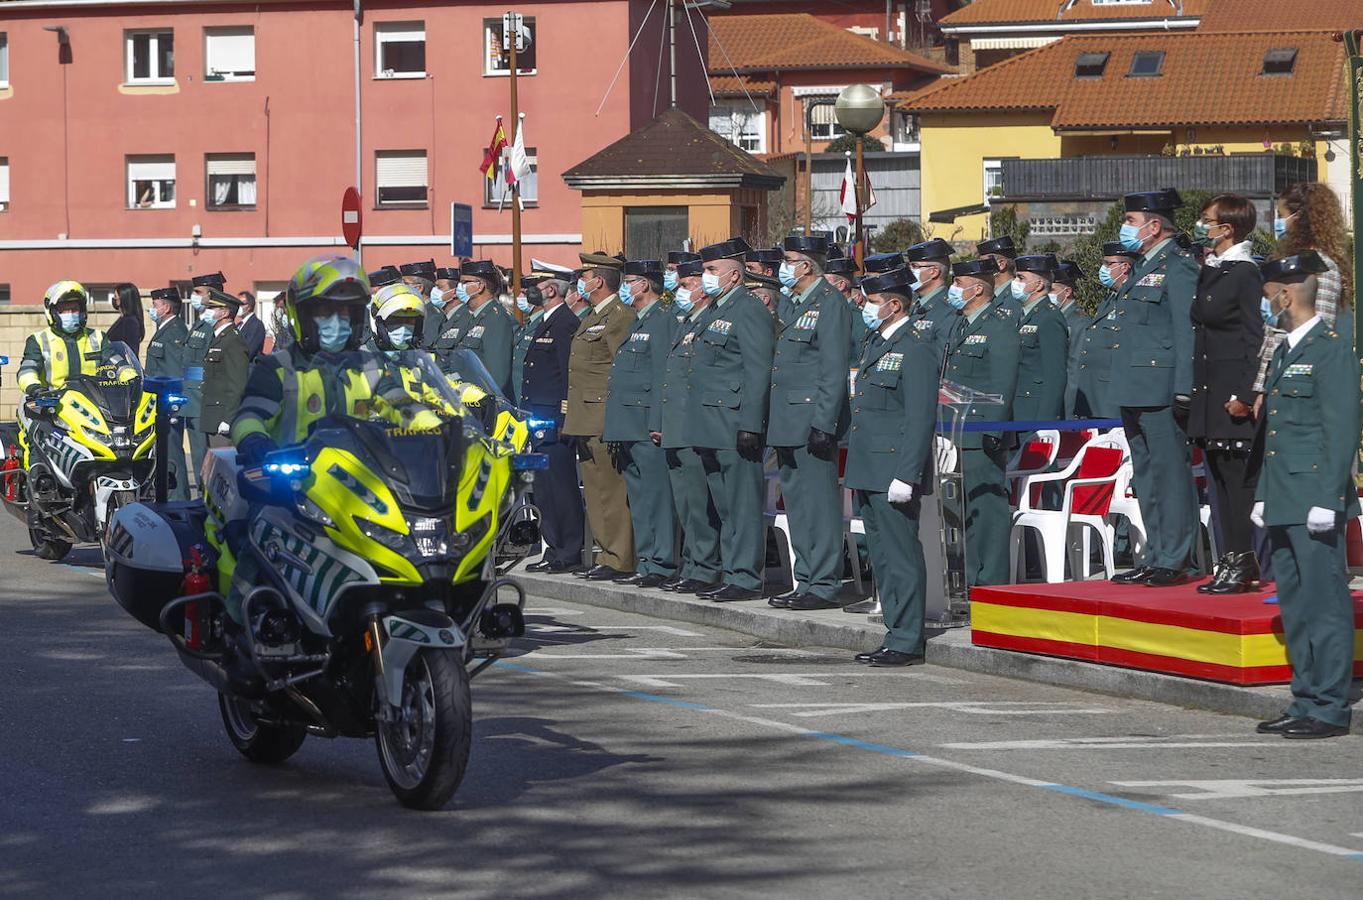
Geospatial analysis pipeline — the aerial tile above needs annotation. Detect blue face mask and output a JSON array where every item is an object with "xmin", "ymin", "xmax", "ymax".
[
  {"xmin": 673, "ymin": 286, "xmax": 695, "ymax": 313},
  {"xmin": 1118, "ymin": 222, "xmax": 1145, "ymax": 253},
  {"xmin": 1098, "ymin": 265, "xmax": 1116, "ymax": 288},
  {"xmin": 149, "ymin": 306, "xmax": 162, "ymax": 325},
  {"xmin": 861, "ymin": 301, "xmax": 883, "ymax": 331},
  {"xmin": 778, "ymin": 261, "xmax": 800, "ymax": 289},
  {"xmin": 1261, "ymin": 294, "xmax": 1280, "ymax": 328},
  {"xmin": 58, "ymin": 312, "xmax": 82, "ymax": 333},
  {"xmin": 199, "ymin": 308, "xmax": 220, "ymax": 326},
  {"xmin": 701, "ymin": 272, "xmax": 723, "ymax": 297},
  {"xmin": 663, "ymin": 270, "xmax": 679, "ymax": 292},
  {"xmin": 429, "ymin": 286, "xmax": 448, "ymax": 309},
  {"xmin": 576, "ymin": 278, "xmax": 590, "ymax": 299},
  {"xmin": 454, "ymin": 283, "xmax": 472, "ymax": 305},
  {"xmin": 1274, "ymin": 215, "xmax": 1291, "ymax": 239},
  {"xmin": 946, "ymin": 285, "xmax": 967, "ymax": 310},
  {"xmin": 516, "ymin": 294, "xmax": 533, "ymax": 314},
  {"xmin": 387, "ymin": 325, "xmax": 414, "ymax": 349},
  {"xmin": 1010, "ymin": 279, "xmax": 1028, "ymax": 301},
  {"xmin": 316, "ymin": 314, "xmax": 352, "ymax": 353},
  {"xmin": 618, "ymin": 280, "xmax": 634, "ymax": 306},
  {"xmin": 190, "ymin": 294, "xmax": 206, "ymax": 312}
]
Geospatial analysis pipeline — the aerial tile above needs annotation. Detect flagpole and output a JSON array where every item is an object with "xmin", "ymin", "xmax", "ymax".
[
  {"xmin": 509, "ymin": 21, "xmax": 524, "ymax": 323},
  {"xmin": 854, "ymin": 134, "xmax": 866, "ymax": 266}
]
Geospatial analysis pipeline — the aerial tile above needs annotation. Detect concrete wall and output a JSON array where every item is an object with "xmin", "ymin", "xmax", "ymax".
[{"xmin": 0, "ymin": 308, "xmax": 126, "ymax": 419}]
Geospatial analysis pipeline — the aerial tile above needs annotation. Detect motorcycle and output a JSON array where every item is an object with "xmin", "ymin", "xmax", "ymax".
[
  {"xmin": 104, "ymin": 350, "xmax": 545, "ymax": 809},
  {"xmin": 1, "ymin": 340, "xmax": 157, "ymax": 561}
]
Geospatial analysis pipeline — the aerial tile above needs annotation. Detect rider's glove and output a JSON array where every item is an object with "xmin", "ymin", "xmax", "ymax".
[{"xmin": 236, "ymin": 432, "xmax": 278, "ymax": 468}]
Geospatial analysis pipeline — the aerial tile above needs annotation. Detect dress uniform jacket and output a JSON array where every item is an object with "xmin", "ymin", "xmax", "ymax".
[
  {"xmin": 944, "ymin": 301, "xmax": 1020, "ymax": 449},
  {"xmin": 511, "ymin": 309, "xmax": 543, "ymax": 406},
  {"xmin": 687, "ymin": 287, "xmax": 774, "ymax": 450},
  {"xmin": 767, "ymin": 278, "xmax": 851, "ymax": 447},
  {"xmin": 520, "ymin": 304, "xmax": 585, "ymax": 567},
  {"xmin": 144, "ymin": 316, "xmax": 192, "ymax": 499},
  {"xmin": 426, "ymin": 305, "xmax": 473, "ymax": 372},
  {"xmin": 847, "ymin": 294, "xmax": 869, "ymax": 359},
  {"xmin": 659, "ymin": 308, "xmax": 712, "ymax": 449},
  {"xmin": 1061, "ymin": 301, "xmax": 1092, "ymax": 338},
  {"xmin": 199, "ymin": 324, "xmax": 250, "ymax": 438},
  {"xmin": 238, "ymin": 314, "xmax": 266, "ymax": 361},
  {"xmin": 993, "ymin": 283, "xmax": 1024, "ymax": 320},
  {"xmin": 1013, "ymin": 298, "xmax": 1068, "ymax": 423},
  {"xmin": 910, "ymin": 287, "xmax": 956, "ymax": 365},
  {"xmin": 1188, "ymin": 260, "xmax": 1263, "ymax": 441},
  {"xmin": 1067, "ymin": 291, "xmax": 1121, "ymax": 418},
  {"xmin": 181, "ymin": 319, "xmax": 212, "ymax": 421},
  {"xmin": 1108, "ymin": 240, "xmax": 1198, "ymax": 408},
  {"xmin": 456, "ymin": 300, "xmax": 516, "ymax": 398}
]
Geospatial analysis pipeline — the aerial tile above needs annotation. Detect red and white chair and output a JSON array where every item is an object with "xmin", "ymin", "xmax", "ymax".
[{"xmin": 1006, "ymin": 429, "xmax": 1060, "ymax": 506}]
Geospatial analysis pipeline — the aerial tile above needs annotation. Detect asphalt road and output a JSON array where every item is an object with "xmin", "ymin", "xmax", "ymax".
[{"xmin": 3, "ymin": 513, "xmax": 1362, "ymax": 899}]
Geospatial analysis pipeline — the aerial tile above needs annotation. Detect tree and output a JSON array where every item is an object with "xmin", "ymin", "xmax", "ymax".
[
  {"xmin": 871, "ymin": 218, "xmax": 925, "ymax": 253},
  {"xmin": 825, "ymin": 133, "xmax": 886, "ymax": 155},
  {"xmin": 989, "ymin": 206, "xmax": 1030, "ymax": 255}
]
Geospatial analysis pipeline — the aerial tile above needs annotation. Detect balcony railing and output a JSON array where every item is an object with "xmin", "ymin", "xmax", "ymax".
[{"xmin": 999, "ymin": 154, "xmax": 1317, "ymax": 202}]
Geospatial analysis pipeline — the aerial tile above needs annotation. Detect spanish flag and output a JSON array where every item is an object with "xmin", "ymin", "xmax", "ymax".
[{"xmin": 479, "ymin": 117, "xmax": 510, "ymax": 181}]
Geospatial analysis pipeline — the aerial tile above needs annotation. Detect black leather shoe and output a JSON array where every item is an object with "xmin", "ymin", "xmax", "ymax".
[
  {"xmin": 768, "ymin": 594, "xmax": 797, "ymax": 608},
  {"xmin": 1143, "ymin": 567, "xmax": 1188, "ymax": 587},
  {"xmin": 1256, "ymin": 714, "xmax": 1301, "ymax": 734},
  {"xmin": 549, "ymin": 562, "xmax": 586, "ymax": 575},
  {"xmin": 1196, "ymin": 553, "xmax": 1235, "ymax": 594},
  {"xmin": 854, "ymin": 647, "xmax": 886, "ymax": 664},
  {"xmin": 866, "ymin": 648, "xmax": 925, "ymax": 668},
  {"xmin": 668, "ymin": 578, "xmax": 709, "ymax": 593},
  {"xmin": 786, "ymin": 595, "xmax": 839, "ymax": 611},
  {"xmin": 1205, "ymin": 551, "xmax": 1260, "ymax": 594},
  {"xmin": 1282, "ymin": 718, "xmax": 1350, "ymax": 740},
  {"xmin": 659, "ymin": 575, "xmax": 687, "ymax": 591},
  {"xmin": 525, "ymin": 559, "xmax": 554, "ymax": 573},
  {"xmin": 772, "ymin": 589, "xmax": 803, "ymax": 603},
  {"xmin": 687, "ymin": 580, "xmax": 724, "ymax": 596},
  {"xmin": 585, "ymin": 565, "xmax": 628, "ymax": 581},
  {"xmin": 707, "ymin": 585, "xmax": 761, "ymax": 602},
  {"xmin": 842, "ymin": 598, "xmax": 878, "ymax": 615},
  {"xmin": 633, "ymin": 573, "xmax": 667, "ymax": 589},
  {"xmin": 1112, "ymin": 566, "xmax": 1153, "ymax": 584}
]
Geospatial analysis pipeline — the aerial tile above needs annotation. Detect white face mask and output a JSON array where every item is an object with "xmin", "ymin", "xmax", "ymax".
[{"xmin": 200, "ymin": 308, "xmax": 220, "ymax": 326}]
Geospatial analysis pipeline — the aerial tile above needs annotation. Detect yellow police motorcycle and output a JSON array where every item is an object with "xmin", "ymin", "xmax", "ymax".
[
  {"xmin": 104, "ymin": 350, "xmax": 543, "ymax": 810},
  {"xmin": 0, "ymin": 341, "xmax": 156, "ymax": 561}
]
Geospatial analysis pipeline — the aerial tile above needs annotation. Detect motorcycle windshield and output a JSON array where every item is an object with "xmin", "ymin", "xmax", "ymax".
[
  {"xmin": 384, "ymin": 349, "xmax": 506, "ymax": 438},
  {"xmin": 69, "ymin": 340, "xmax": 143, "ymax": 421},
  {"xmin": 307, "ymin": 416, "xmax": 465, "ymax": 512}
]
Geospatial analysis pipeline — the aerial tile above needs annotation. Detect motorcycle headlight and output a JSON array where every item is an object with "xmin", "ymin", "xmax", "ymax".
[
  {"xmin": 358, "ymin": 517, "xmax": 409, "ymax": 551},
  {"xmin": 409, "ymin": 516, "xmax": 451, "ymax": 558},
  {"xmin": 296, "ymin": 495, "xmax": 335, "ymax": 528}
]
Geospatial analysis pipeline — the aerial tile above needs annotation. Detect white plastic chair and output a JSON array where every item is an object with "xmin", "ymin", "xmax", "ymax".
[{"xmin": 1010, "ymin": 438, "xmax": 1127, "ymax": 583}]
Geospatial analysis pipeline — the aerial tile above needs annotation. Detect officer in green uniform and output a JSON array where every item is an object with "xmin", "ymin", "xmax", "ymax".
[
  {"xmin": 449, "ymin": 260, "xmax": 516, "ymax": 396},
  {"xmin": 511, "ymin": 278, "xmax": 546, "ymax": 406},
  {"xmin": 766, "ymin": 233, "xmax": 852, "ymax": 611},
  {"xmin": 143, "ymin": 287, "xmax": 192, "ymax": 499},
  {"xmin": 658, "ymin": 258, "xmax": 723, "ymax": 593},
  {"xmin": 196, "ymin": 290, "xmax": 250, "ymax": 451},
  {"xmin": 689, "ymin": 239, "xmax": 775, "ymax": 601},
  {"xmin": 664, "ymin": 251, "xmax": 699, "ymax": 303},
  {"xmin": 977, "ymin": 236, "xmax": 1024, "ymax": 319},
  {"xmin": 824, "ymin": 254, "xmax": 865, "ymax": 357},
  {"xmin": 425, "ymin": 268, "xmax": 474, "ymax": 370},
  {"xmin": 1067, "ymin": 242, "xmax": 1139, "ymax": 418},
  {"xmin": 905, "ymin": 238, "xmax": 959, "ymax": 362},
  {"xmin": 1011, "ymin": 254, "xmax": 1068, "ymax": 423},
  {"xmin": 944, "ymin": 258, "xmax": 1020, "ymax": 588},
  {"xmin": 1052, "ymin": 260, "xmax": 1090, "ymax": 338},
  {"xmin": 745, "ymin": 246, "xmax": 781, "ymax": 279},
  {"xmin": 1108, "ymin": 189, "xmax": 1200, "ymax": 587},
  {"xmin": 861, "ymin": 252, "xmax": 905, "ymax": 277},
  {"xmin": 1250, "ymin": 252, "xmax": 1360, "ymax": 739},
  {"xmin": 603, "ymin": 259, "xmax": 680, "ymax": 588},
  {"xmin": 182, "ymin": 271, "xmax": 226, "ymax": 495},
  {"xmin": 846, "ymin": 267, "xmax": 938, "ymax": 666}
]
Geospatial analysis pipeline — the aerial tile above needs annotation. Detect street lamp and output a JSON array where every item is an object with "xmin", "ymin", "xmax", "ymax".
[{"xmin": 835, "ymin": 84, "xmax": 885, "ymax": 264}]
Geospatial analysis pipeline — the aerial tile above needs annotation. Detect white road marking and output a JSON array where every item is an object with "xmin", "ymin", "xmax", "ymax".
[
  {"xmin": 751, "ymin": 701, "xmax": 1115, "ymax": 718},
  {"xmin": 939, "ymin": 735, "xmax": 1295, "ymax": 751},
  {"xmin": 526, "ymin": 624, "xmax": 703, "ymax": 637},
  {"xmin": 1111, "ymin": 780, "xmax": 1363, "ymax": 801},
  {"xmin": 523, "ymin": 607, "xmax": 584, "ymax": 616},
  {"xmin": 524, "ymin": 648, "xmax": 691, "ymax": 660},
  {"xmin": 619, "ymin": 671, "xmax": 968, "ymax": 689}
]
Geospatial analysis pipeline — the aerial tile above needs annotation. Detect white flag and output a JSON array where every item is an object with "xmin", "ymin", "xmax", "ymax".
[
  {"xmin": 839, "ymin": 156, "xmax": 858, "ymax": 221},
  {"xmin": 509, "ymin": 118, "xmax": 532, "ymax": 186}
]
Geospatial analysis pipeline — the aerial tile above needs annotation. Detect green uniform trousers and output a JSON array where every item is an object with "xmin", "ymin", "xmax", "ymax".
[
  {"xmin": 186, "ymin": 419, "xmax": 208, "ymax": 497},
  {"xmin": 1270, "ymin": 523, "xmax": 1355, "ymax": 728},
  {"xmin": 700, "ymin": 447, "xmax": 765, "ymax": 591},
  {"xmin": 1121, "ymin": 406, "xmax": 1197, "ymax": 571},
  {"xmin": 962, "ymin": 443, "xmax": 1010, "ymax": 588},
  {"xmin": 623, "ymin": 439, "xmax": 677, "ymax": 577},
  {"xmin": 580, "ymin": 435, "xmax": 635, "ymax": 572},
  {"xmin": 665, "ymin": 447, "xmax": 721, "ymax": 582},
  {"xmin": 165, "ymin": 418, "xmax": 189, "ymax": 501},
  {"xmin": 856, "ymin": 490, "xmax": 926, "ymax": 655},
  {"xmin": 776, "ymin": 445, "xmax": 843, "ymax": 601}
]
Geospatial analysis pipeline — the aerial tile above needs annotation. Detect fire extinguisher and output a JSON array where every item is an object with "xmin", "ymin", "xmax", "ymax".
[
  {"xmin": 2, "ymin": 447, "xmax": 20, "ymax": 503},
  {"xmin": 180, "ymin": 547, "xmax": 212, "ymax": 651}
]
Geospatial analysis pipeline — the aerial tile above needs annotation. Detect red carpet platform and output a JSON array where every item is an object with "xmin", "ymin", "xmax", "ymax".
[{"xmin": 970, "ymin": 579, "xmax": 1363, "ymax": 685}]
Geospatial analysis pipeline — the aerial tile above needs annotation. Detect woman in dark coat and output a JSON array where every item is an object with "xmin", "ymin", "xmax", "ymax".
[
  {"xmin": 1188, "ymin": 194, "xmax": 1264, "ymax": 593},
  {"xmin": 108, "ymin": 283, "xmax": 146, "ymax": 359}
]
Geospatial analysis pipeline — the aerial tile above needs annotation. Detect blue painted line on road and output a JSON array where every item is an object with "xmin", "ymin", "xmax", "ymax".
[
  {"xmin": 1039, "ymin": 783, "xmax": 1181, "ymax": 816},
  {"xmin": 805, "ymin": 731, "xmax": 920, "ymax": 758},
  {"xmin": 620, "ymin": 691, "xmax": 715, "ymax": 711},
  {"xmin": 61, "ymin": 563, "xmax": 105, "ymax": 579}
]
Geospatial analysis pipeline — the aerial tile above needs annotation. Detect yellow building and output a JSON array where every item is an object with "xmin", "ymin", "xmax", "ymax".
[{"xmin": 901, "ymin": 28, "xmax": 1348, "ymax": 242}]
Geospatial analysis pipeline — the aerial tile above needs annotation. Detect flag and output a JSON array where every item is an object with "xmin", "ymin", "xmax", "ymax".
[
  {"xmin": 509, "ymin": 117, "xmax": 532, "ymax": 187},
  {"xmin": 838, "ymin": 155, "xmax": 878, "ymax": 221},
  {"xmin": 479, "ymin": 118, "xmax": 509, "ymax": 181}
]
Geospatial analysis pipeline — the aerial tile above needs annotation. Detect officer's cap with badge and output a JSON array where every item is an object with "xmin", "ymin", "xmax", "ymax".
[
  {"xmin": 862, "ymin": 251, "xmax": 905, "ymax": 275},
  {"xmin": 952, "ymin": 258, "xmax": 997, "ymax": 287},
  {"xmin": 624, "ymin": 259, "xmax": 663, "ymax": 276},
  {"xmin": 782, "ymin": 233, "xmax": 828, "ymax": 256},
  {"xmin": 399, "ymin": 260, "xmax": 437, "ymax": 280},
  {"xmin": 1054, "ymin": 260, "xmax": 1084, "ymax": 286},
  {"xmin": 676, "ymin": 257, "xmax": 705, "ymax": 277},
  {"xmin": 746, "ymin": 246, "xmax": 783, "ymax": 266},
  {"xmin": 825, "ymin": 255, "xmax": 859, "ymax": 277},
  {"xmin": 150, "ymin": 286, "xmax": 182, "ymax": 306},
  {"xmin": 668, "ymin": 250, "xmax": 701, "ymax": 266},
  {"xmin": 860, "ymin": 267, "xmax": 915, "ymax": 302},
  {"xmin": 1259, "ymin": 250, "xmax": 1328, "ymax": 285},
  {"xmin": 368, "ymin": 266, "xmax": 402, "ymax": 288},
  {"xmin": 579, "ymin": 250, "xmax": 627, "ymax": 270},
  {"xmin": 976, "ymin": 235, "xmax": 1018, "ymax": 259},
  {"xmin": 462, "ymin": 259, "xmax": 504, "ymax": 290},
  {"xmin": 434, "ymin": 266, "xmax": 460, "ymax": 282},
  {"xmin": 699, "ymin": 237, "xmax": 751, "ymax": 262},
  {"xmin": 1101, "ymin": 240, "xmax": 1142, "ymax": 260},
  {"xmin": 191, "ymin": 271, "xmax": 226, "ymax": 289},
  {"xmin": 905, "ymin": 238, "xmax": 954, "ymax": 263},
  {"xmin": 1124, "ymin": 187, "xmax": 1183, "ymax": 213},
  {"xmin": 1015, "ymin": 254, "xmax": 1058, "ymax": 277}
]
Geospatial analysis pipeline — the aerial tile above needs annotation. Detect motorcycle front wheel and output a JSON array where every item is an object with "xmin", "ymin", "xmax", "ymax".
[
  {"xmin": 375, "ymin": 648, "xmax": 472, "ymax": 810},
  {"xmin": 26, "ymin": 506, "xmax": 71, "ymax": 561},
  {"xmin": 218, "ymin": 693, "xmax": 306, "ymax": 764}
]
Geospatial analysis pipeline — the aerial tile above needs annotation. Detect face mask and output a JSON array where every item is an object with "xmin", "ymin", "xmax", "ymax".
[
  {"xmin": 149, "ymin": 306, "xmax": 162, "ymax": 325},
  {"xmin": 58, "ymin": 312, "xmax": 82, "ymax": 333},
  {"xmin": 200, "ymin": 308, "xmax": 220, "ymax": 326},
  {"xmin": 516, "ymin": 294, "xmax": 533, "ymax": 314},
  {"xmin": 673, "ymin": 286, "xmax": 695, "ymax": 313},
  {"xmin": 387, "ymin": 325, "xmax": 414, "ymax": 349},
  {"xmin": 430, "ymin": 286, "xmax": 448, "ymax": 308},
  {"xmin": 1192, "ymin": 221, "xmax": 1216, "ymax": 247},
  {"xmin": 316, "ymin": 313, "xmax": 352, "ymax": 353},
  {"xmin": 576, "ymin": 278, "xmax": 590, "ymax": 298},
  {"xmin": 1274, "ymin": 214, "xmax": 1292, "ymax": 239},
  {"xmin": 618, "ymin": 280, "xmax": 634, "ymax": 306},
  {"xmin": 780, "ymin": 284, "xmax": 792, "ymax": 298},
  {"xmin": 1047, "ymin": 292, "xmax": 1059, "ymax": 306},
  {"xmin": 701, "ymin": 272, "xmax": 723, "ymax": 297},
  {"xmin": 1010, "ymin": 278, "xmax": 1028, "ymax": 301},
  {"xmin": 663, "ymin": 270, "xmax": 679, "ymax": 292},
  {"xmin": 454, "ymin": 283, "xmax": 472, "ymax": 305},
  {"xmin": 190, "ymin": 294, "xmax": 206, "ymax": 312},
  {"xmin": 861, "ymin": 301, "xmax": 883, "ymax": 331},
  {"xmin": 946, "ymin": 285, "xmax": 967, "ymax": 310},
  {"xmin": 1261, "ymin": 295, "xmax": 1280, "ymax": 328},
  {"xmin": 910, "ymin": 266, "xmax": 931, "ymax": 288},
  {"xmin": 778, "ymin": 262, "xmax": 800, "ymax": 289},
  {"xmin": 1118, "ymin": 222, "xmax": 1145, "ymax": 253},
  {"xmin": 1098, "ymin": 265, "xmax": 1116, "ymax": 288}
]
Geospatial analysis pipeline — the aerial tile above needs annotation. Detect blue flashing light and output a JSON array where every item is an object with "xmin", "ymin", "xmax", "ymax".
[
  {"xmin": 35, "ymin": 396, "xmax": 61, "ymax": 410},
  {"xmin": 0, "ymin": 356, "xmax": 8, "ymax": 365},
  {"xmin": 264, "ymin": 461, "xmax": 310, "ymax": 477},
  {"xmin": 512, "ymin": 452, "xmax": 550, "ymax": 472},
  {"xmin": 165, "ymin": 394, "xmax": 190, "ymax": 408}
]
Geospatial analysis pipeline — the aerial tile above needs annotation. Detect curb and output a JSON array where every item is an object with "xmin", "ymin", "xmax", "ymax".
[{"xmin": 515, "ymin": 570, "xmax": 1360, "ymax": 732}]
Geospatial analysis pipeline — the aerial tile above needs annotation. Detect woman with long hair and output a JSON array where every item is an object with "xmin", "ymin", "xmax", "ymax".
[{"xmin": 108, "ymin": 283, "xmax": 146, "ymax": 359}]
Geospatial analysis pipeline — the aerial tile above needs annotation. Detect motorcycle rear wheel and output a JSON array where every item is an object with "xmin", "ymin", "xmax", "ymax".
[
  {"xmin": 27, "ymin": 507, "xmax": 71, "ymax": 561},
  {"xmin": 375, "ymin": 648, "xmax": 471, "ymax": 810},
  {"xmin": 218, "ymin": 693, "xmax": 306, "ymax": 764}
]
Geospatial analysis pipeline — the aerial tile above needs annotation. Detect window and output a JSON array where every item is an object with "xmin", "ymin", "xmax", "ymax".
[
  {"xmin": 375, "ymin": 150, "xmax": 428, "ymax": 207},
  {"xmin": 1262, "ymin": 48, "xmax": 1298, "ymax": 76},
  {"xmin": 983, "ymin": 159, "xmax": 1003, "ymax": 205},
  {"xmin": 375, "ymin": 22, "xmax": 425, "ymax": 78},
  {"xmin": 0, "ymin": 284, "xmax": 10, "ymax": 306},
  {"xmin": 709, "ymin": 102, "xmax": 766, "ymax": 154},
  {"xmin": 807, "ymin": 99, "xmax": 846, "ymax": 141},
  {"xmin": 1127, "ymin": 51, "xmax": 1164, "ymax": 78},
  {"xmin": 0, "ymin": 157, "xmax": 8, "ymax": 212},
  {"xmin": 625, "ymin": 207, "xmax": 688, "ymax": 261},
  {"xmin": 83, "ymin": 284, "xmax": 119, "ymax": 311},
  {"xmin": 206, "ymin": 153, "xmax": 256, "ymax": 209},
  {"xmin": 483, "ymin": 17, "xmax": 537, "ymax": 75},
  {"xmin": 891, "ymin": 110, "xmax": 920, "ymax": 146},
  {"xmin": 483, "ymin": 147, "xmax": 538, "ymax": 207},
  {"xmin": 127, "ymin": 155, "xmax": 176, "ymax": 209},
  {"xmin": 204, "ymin": 27, "xmax": 255, "ymax": 81},
  {"xmin": 126, "ymin": 30, "xmax": 174, "ymax": 83},
  {"xmin": 0, "ymin": 33, "xmax": 9, "ymax": 86},
  {"xmin": 1074, "ymin": 52, "xmax": 1109, "ymax": 79}
]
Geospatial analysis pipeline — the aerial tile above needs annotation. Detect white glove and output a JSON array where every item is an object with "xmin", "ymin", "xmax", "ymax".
[
  {"xmin": 217, "ymin": 421, "xmax": 231, "ymax": 436},
  {"xmin": 1307, "ymin": 506, "xmax": 1336, "ymax": 534},
  {"xmin": 888, "ymin": 479, "xmax": 915, "ymax": 504},
  {"xmin": 1250, "ymin": 502, "xmax": 1265, "ymax": 528}
]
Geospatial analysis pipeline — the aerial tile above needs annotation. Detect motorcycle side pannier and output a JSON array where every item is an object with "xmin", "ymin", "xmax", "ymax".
[{"xmin": 105, "ymin": 501, "xmax": 214, "ymax": 632}]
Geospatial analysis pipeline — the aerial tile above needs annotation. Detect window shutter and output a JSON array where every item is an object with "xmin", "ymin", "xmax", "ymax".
[
  {"xmin": 208, "ymin": 29, "xmax": 255, "ymax": 75},
  {"xmin": 207, "ymin": 154, "xmax": 255, "ymax": 176},
  {"xmin": 810, "ymin": 103, "xmax": 838, "ymax": 127},
  {"xmin": 378, "ymin": 24, "xmax": 425, "ymax": 44},
  {"xmin": 376, "ymin": 152, "xmax": 428, "ymax": 187},
  {"xmin": 128, "ymin": 157, "xmax": 176, "ymax": 181}
]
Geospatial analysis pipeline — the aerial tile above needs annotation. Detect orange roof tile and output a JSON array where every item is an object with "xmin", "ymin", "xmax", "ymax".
[
  {"xmin": 707, "ymin": 13, "xmax": 954, "ymax": 75},
  {"xmin": 711, "ymin": 74, "xmax": 777, "ymax": 98},
  {"xmin": 901, "ymin": 30, "xmax": 1345, "ymax": 129},
  {"xmin": 1198, "ymin": 0, "xmax": 1363, "ymax": 32},
  {"xmin": 940, "ymin": 0, "xmax": 1210, "ymax": 27}
]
